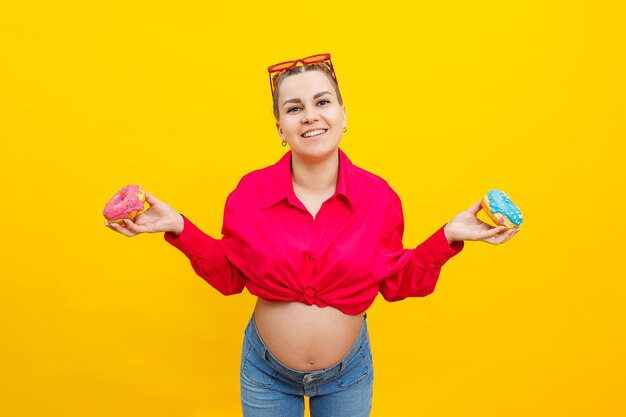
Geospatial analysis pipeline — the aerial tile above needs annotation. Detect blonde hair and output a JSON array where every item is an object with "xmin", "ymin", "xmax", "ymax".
[{"xmin": 271, "ymin": 62, "xmax": 343, "ymax": 120}]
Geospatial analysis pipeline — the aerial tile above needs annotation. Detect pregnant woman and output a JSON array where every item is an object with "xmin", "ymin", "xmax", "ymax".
[{"xmin": 105, "ymin": 53, "xmax": 518, "ymax": 417}]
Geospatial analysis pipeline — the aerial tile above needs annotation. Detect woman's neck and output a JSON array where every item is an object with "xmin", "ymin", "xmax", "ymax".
[{"xmin": 291, "ymin": 149, "xmax": 340, "ymax": 194}]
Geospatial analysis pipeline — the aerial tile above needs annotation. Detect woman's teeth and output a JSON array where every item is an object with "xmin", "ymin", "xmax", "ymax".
[{"xmin": 302, "ymin": 129, "xmax": 327, "ymax": 138}]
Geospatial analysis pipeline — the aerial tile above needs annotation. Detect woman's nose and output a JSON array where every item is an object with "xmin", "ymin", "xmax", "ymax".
[{"xmin": 301, "ymin": 108, "xmax": 319, "ymax": 123}]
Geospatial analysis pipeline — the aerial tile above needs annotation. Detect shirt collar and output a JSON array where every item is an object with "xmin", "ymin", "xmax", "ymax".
[{"xmin": 260, "ymin": 148, "xmax": 354, "ymax": 210}]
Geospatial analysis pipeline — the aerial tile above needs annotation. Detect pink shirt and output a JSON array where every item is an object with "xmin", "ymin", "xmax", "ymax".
[{"xmin": 164, "ymin": 149, "xmax": 464, "ymax": 315}]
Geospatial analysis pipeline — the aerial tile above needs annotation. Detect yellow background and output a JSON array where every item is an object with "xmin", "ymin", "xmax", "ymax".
[{"xmin": 1, "ymin": 1, "xmax": 624, "ymax": 416}]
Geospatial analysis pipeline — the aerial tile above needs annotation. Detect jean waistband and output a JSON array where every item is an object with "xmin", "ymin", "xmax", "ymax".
[{"xmin": 245, "ymin": 312, "xmax": 369, "ymax": 385}]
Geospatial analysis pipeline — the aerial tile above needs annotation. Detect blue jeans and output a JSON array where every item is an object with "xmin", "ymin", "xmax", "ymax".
[{"xmin": 240, "ymin": 313, "xmax": 374, "ymax": 417}]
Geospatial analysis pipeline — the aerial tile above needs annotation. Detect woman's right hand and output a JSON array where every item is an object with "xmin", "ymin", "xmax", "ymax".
[{"xmin": 104, "ymin": 191, "xmax": 184, "ymax": 237}]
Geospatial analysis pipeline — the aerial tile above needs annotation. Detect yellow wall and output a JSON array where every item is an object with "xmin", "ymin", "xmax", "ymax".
[{"xmin": 1, "ymin": 1, "xmax": 624, "ymax": 416}]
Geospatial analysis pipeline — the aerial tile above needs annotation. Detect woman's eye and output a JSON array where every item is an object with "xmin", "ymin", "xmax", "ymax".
[
  {"xmin": 287, "ymin": 107, "xmax": 301, "ymax": 113},
  {"xmin": 317, "ymin": 99, "xmax": 330, "ymax": 105}
]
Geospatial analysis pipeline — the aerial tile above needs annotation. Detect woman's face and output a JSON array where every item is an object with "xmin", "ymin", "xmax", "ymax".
[{"xmin": 275, "ymin": 70, "xmax": 346, "ymax": 162}]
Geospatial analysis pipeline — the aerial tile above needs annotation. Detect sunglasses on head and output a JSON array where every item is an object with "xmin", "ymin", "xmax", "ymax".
[{"xmin": 267, "ymin": 53, "xmax": 338, "ymax": 96}]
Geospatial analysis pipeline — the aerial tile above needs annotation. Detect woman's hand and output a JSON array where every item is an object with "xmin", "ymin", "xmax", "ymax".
[
  {"xmin": 104, "ymin": 191, "xmax": 184, "ymax": 237},
  {"xmin": 444, "ymin": 200, "xmax": 519, "ymax": 245}
]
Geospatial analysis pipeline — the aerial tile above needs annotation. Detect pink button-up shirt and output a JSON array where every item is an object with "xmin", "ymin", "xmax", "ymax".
[{"xmin": 164, "ymin": 149, "xmax": 463, "ymax": 315}]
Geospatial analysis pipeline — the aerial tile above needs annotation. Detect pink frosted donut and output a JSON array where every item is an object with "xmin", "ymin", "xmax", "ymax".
[{"xmin": 103, "ymin": 184, "xmax": 150, "ymax": 224}]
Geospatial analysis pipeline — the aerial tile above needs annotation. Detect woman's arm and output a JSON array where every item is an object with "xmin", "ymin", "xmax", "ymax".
[
  {"xmin": 377, "ymin": 197, "xmax": 518, "ymax": 302},
  {"xmin": 105, "ymin": 191, "xmax": 246, "ymax": 295},
  {"xmin": 376, "ymin": 193, "xmax": 463, "ymax": 301},
  {"xmin": 163, "ymin": 214, "xmax": 246, "ymax": 296},
  {"xmin": 378, "ymin": 224, "xmax": 464, "ymax": 302}
]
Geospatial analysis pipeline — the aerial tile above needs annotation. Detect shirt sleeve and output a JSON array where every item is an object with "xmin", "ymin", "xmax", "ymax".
[
  {"xmin": 377, "ymin": 193, "xmax": 464, "ymax": 302},
  {"xmin": 163, "ymin": 194, "xmax": 247, "ymax": 296}
]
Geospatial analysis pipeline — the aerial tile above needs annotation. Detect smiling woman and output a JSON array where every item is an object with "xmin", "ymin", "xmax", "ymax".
[
  {"xmin": 104, "ymin": 53, "xmax": 519, "ymax": 417},
  {"xmin": 275, "ymin": 72, "xmax": 346, "ymax": 165}
]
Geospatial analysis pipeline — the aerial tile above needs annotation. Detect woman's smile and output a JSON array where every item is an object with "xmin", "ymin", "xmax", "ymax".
[{"xmin": 301, "ymin": 128, "xmax": 328, "ymax": 139}]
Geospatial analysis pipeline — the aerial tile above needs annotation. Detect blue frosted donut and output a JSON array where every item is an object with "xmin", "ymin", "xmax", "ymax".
[{"xmin": 481, "ymin": 190, "xmax": 523, "ymax": 229}]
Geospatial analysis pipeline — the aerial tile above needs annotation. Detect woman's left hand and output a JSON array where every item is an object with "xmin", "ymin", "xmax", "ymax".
[{"xmin": 444, "ymin": 200, "xmax": 519, "ymax": 245}]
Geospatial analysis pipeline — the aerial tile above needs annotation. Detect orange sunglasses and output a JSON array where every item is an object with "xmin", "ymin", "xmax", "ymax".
[{"xmin": 267, "ymin": 53, "xmax": 338, "ymax": 96}]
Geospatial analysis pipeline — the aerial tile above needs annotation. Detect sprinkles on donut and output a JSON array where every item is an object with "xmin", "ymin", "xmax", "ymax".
[
  {"xmin": 481, "ymin": 189, "xmax": 523, "ymax": 229},
  {"xmin": 103, "ymin": 184, "xmax": 150, "ymax": 225}
]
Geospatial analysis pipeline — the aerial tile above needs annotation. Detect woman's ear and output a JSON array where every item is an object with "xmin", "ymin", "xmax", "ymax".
[
  {"xmin": 275, "ymin": 121, "xmax": 283, "ymax": 138},
  {"xmin": 342, "ymin": 106, "xmax": 347, "ymax": 130}
]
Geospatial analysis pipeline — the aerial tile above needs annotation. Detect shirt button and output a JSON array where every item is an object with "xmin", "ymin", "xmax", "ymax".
[{"xmin": 309, "ymin": 255, "xmax": 315, "ymax": 263}]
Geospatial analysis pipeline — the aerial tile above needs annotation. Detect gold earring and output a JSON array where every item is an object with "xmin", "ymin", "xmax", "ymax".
[
  {"xmin": 343, "ymin": 127, "xmax": 347, "ymax": 133},
  {"xmin": 281, "ymin": 139, "xmax": 287, "ymax": 147}
]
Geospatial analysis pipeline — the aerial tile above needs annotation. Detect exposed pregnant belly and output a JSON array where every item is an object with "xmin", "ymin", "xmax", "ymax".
[{"xmin": 253, "ymin": 298, "xmax": 364, "ymax": 372}]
